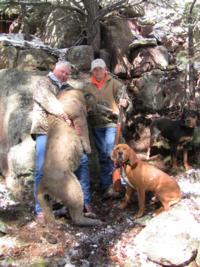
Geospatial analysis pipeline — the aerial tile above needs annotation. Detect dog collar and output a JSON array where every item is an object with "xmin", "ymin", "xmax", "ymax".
[{"xmin": 115, "ymin": 160, "xmax": 130, "ymax": 169}]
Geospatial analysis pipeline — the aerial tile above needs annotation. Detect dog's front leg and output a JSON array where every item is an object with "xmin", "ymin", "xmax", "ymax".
[
  {"xmin": 171, "ymin": 145, "xmax": 178, "ymax": 169},
  {"xmin": 134, "ymin": 188, "xmax": 145, "ymax": 218},
  {"xmin": 119, "ymin": 185, "xmax": 133, "ymax": 209},
  {"xmin": 147, "ymin": 135, "xmax": 155, "ymax": 159},
  {"xmin": 183, "ymin": 149, "xmax": 192, "ymax": 170}
]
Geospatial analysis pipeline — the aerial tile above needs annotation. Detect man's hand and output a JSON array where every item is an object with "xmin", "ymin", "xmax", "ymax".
[
  {"xmin": 119, "ymin": 98, "xmax": 128, "ymax": 108},
  {"xmin": 60, "ymin": 113, "xmax": 72, "ymax": 126}
]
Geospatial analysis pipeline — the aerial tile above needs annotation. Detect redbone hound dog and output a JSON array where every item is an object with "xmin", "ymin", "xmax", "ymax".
[{"xmin": 111, "ymin": 144, "xmax": 181, "ymax": 218}]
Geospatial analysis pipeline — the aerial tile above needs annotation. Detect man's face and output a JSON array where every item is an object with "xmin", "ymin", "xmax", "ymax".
[
  {"xmin": 92, "ymin": 67, "xmax": 106, "ymax": 81},
  {"xmin": 53, "ymin": 65, "xmax": 71, "ymax": 83}
]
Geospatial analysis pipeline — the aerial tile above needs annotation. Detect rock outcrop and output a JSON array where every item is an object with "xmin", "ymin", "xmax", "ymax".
[{"xmin": 0, "ymin": 69, "xmax": 41, "ymax": 196}]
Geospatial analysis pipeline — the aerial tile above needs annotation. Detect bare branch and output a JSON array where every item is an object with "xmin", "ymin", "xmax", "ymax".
[
  {"xmin": 69, "ymin": 0, "xmax": 84, "ymax": 11},
  {"xmin": 95, "ymin": 0, "xmax": 148, "ymax": 21},
  {"xmin": 189, "ymin": 0, "xmax": 197, "ymax": 20},
  {"xmin": 131, "ymin": 0, "xmax": 147, "ymax": 6},
  {"xmin": 95, "ymin": 0, "xmax": 128, "ymax": 21},
  {"xmin": 60, "ymin": 4, "xmax": 86, "ymax": 16}
]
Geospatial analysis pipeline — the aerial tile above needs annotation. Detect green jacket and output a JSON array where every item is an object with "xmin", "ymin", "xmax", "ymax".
[{"xmin": 84, "ymin": 74, "xmax": 130, "ymax": 128}]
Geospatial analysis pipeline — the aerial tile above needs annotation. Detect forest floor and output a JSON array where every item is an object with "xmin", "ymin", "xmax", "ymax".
[{"xmin": 0, "ymin": 166, "xmax": 191, "ymax": 267}]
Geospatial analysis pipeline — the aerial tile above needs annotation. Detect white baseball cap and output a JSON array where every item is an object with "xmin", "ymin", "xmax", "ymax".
[{"xmin": 91, "ymin": 58, "xmax": 106, "ymax": 71}]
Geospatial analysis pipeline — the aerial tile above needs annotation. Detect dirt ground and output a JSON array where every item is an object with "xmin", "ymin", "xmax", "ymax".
[
  {"xmin": 0, "ymin": 176, "xmax": 157, "ymax": 267},
  {"xmin": 1, "ymin": 162, "xmax": 196, "ymax": 267}
]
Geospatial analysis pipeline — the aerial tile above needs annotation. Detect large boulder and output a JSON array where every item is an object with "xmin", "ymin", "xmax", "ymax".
[
  {"xmin": 129, "ymin": 38, "xmax": 157, "ymax": 50},
  {"xmin": 0, "ymin": 43, "xmax": 18, "ymax": 69},
  {"xmin": 130, "ymin": 45, "xmax": 169, "ymax": 77},
  {"xmin": 134, "ymin": 203, "xmax": 200, "ymax": 266},
  {"xmin": 129, "ymin": 69, "xmax": 184, "ymax": 110},
  {"xmin": 41, "ymin": 8, "xmax": 83, "ymax": 48},
  {"xmin": 140, "ymin": 23, "xmax": 154, "ymax": 38},
  {"xmin": 16, "ymin": 48, "xmax": 57, "ymax": 71},
  {"xmin": 103, "ymin": 16, "xmax": 134, "ymax": 77},
  {"xmin": 66, "ymin": 45, "xmax": 94, "ymax": 71},
  {"xmin": 0, "ymin": 35, "xmax": 58, "ymax": 71},
  {"xmin": 0, "ymin": 69, "xmax": 43, "ymax": 195}
]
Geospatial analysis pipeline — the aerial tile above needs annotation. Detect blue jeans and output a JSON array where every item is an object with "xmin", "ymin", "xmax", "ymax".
[
  {"xmin": 92, "ymin": 127, "xmax": 116, "ymax": 189},
  {"xmin": 34, "ymin": 134, "xmax": 47, "ymax": 214},
  {"xmin": 75, "ymin": 153, "xmax": 91, "ymax": 205},
  {"xmin": 34, "ymin": 134, "xmax": 91, "ymax": 214}
]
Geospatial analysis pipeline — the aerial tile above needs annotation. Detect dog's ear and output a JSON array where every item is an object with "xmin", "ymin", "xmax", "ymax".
[
  {"xmin": 111, "ymin": 146, "xmax": 117, "ymax": 162},
  {"xmin": 129, "ymin": 147, "xmax": 138, "ymax": 166}
]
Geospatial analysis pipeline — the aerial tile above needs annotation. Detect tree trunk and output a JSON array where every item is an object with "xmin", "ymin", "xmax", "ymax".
[
  {"xmin": 82, "ymin": 0, "xmax": 101, "ymax": 53},
  {"xmin": 187, "ymin": 0, "xmax": 197, "ymax": 99},
  {"xmin": 0, "ymin": 104, "xmax": 10, "ymax": 178},
  {"xmin": 20, "ymin": 3, "xmax": 31, "ymax": 41}
]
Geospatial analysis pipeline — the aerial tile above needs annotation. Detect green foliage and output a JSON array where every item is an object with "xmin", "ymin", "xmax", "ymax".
[
  {"xmin": 176, "ymin": 50, "xmax": 199, "ymax": 70},
  {"xmin": 177, "ymin": 51, "xmax": 188, "ymax": 66},
  {"xmin": 182, "ymin": 2, "xmax": 200, "ymax": 24},
  {"xmin": 179, "ymin": 1, "xmax": 200, "ymax": 71}
]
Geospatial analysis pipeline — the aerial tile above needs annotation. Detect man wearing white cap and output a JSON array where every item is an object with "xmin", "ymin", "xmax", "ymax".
[
  {"xmin": 31, "ymin": 61, "xmax": 94, "ymax": 222},
  {"xmin": 84, "ymin": 58, "xmax": 131, "ymax": 198}
]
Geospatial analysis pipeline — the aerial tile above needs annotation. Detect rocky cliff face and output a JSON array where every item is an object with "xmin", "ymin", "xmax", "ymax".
[{"xmin": 0, "ymin": 69, "xmax": 40, "ymax": 195}]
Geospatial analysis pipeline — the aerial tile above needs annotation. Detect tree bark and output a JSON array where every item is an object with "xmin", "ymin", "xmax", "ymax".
[
  {"xmin": 187, "ymin": 0, "xmax": 197, "ymax": 99},
  {"xmin": 20, "ymin": 3, "xmax": 31, "ymax": 41},
  {"xmin": 82, "ymin": 0, "xmax": 100, "ymax": 53}
]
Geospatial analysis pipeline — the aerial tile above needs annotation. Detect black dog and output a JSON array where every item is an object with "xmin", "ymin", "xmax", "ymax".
[{"xmin": 148, "ymin": 110, "xmax": 198, "ymax": 170}]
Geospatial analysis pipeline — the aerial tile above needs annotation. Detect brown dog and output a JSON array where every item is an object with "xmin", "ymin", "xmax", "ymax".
[{"xmin": 111, "ymin": 144, "xmax": 181, "ymax": 218}]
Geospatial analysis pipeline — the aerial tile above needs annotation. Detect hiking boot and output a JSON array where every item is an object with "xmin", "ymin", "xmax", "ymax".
[
  {"xmin": 102, "ymin": 185, "xmax": 123, "ymax": 200},
  {"xmin": 84, "ymin": 203, "xmax": 93, "ymax": 213},
  {"xmin": 83, "ymin": 204, "xmax": 97, "ymax": 218}
]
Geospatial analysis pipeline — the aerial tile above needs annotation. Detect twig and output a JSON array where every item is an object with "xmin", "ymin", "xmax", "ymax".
[{"xmin": 95, "ymin": 0, "xmax": 128, "ymax": 21}]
